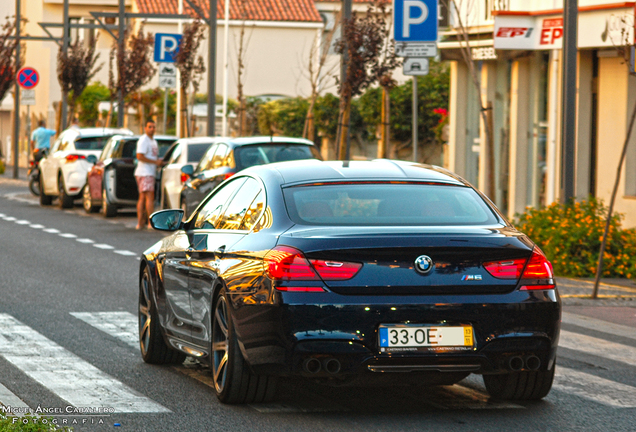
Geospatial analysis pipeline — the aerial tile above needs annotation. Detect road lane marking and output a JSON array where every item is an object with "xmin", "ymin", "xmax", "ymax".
[
  {"xmin": 3, "ymin": 216, "xmax": 16, "ymax": 221},
  {"xmin": 15, "ymin": 220, "xmax": 30, "ymax": 225},
  {"xmin": 93, "ymin": 244, "xmax": 114, "ymax": 250},
  {"xmin": 114, "ymin": 250, "xmax": 137, "ymax": 256},
  {"xmin": 554, "ymin": 366, "xmax": 636, "ymax": 408},
  {"xmin": 560, "ymin": 330, "xmax": 636, "ymax": 367},
  {"xmin": 0, "ymin": 382, "xmax": 31, "ymax": 417},
  {"xmin": 562, "ymin": 312, "xmax": 636, "ymax": 342},
  {"xmin": 70, "ymin": 312, "xmax": 138, "ymax": 348},
  {"xmin": 0, "ymin": 314, "xmax": 169, "ymax": 413},
  {"xmin": 29, "ymin": 224, "xmax": 45, "ymax": 229},
  {"xmin": 59, "ymin": 233, "xmax": 77, "ymax": 239},
  {"xmin": 76, "ymin": 238, "xmax": 95, "ymax": 244},
  {"xmin": 43, "ymin": 228, "xmax": 60, "ymax": 234}
]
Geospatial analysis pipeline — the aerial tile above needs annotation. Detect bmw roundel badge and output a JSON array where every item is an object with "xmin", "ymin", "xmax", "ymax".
[{"xmin": 414, "ymin": 255, "xmax": 433, "ymax": 274}]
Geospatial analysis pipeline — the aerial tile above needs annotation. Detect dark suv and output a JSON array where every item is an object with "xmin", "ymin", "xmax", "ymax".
[{"xmin": 179, "ymin": 136, "xmax": 321, "ymax": 216}]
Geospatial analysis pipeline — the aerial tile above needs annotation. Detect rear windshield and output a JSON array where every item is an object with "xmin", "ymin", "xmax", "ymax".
[
  {"xmin": 283, "ymin": 183, "xmax": 500, "ymax": 226},
  {"xmin": 75, "ymin": 136, "xmax": 113, "ymax": 150},
  {"xmin": 235, "ymin": 144, "xmax": 319, "ymax": 170},
  {"xmin": 188, "ymin": 143, "xmax": 212, "ymax": 162}
]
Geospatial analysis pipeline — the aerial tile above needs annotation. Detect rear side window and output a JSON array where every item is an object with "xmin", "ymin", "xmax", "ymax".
[
  {"xmin": 283, "ymin": 183, "xmax": 500, "ymax": 226},
  {"xmin": 188, "ymin": 143, "xmax": 213, "ymax": 162},
  {"xmin": 75, "ymin": 136, "xmax": 112, "ymax": 150},
  {"xmin": 121, "ymin": 140, "xmax": 138, "ymax": 158},
  {"xmin": 235, "ymin": 144, "xmax": 318, "ymax": 170}
]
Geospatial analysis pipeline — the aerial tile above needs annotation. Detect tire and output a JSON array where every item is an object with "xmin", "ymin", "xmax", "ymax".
[
  {"xmin": 212, "ymin": 288, "xmax": 278, "ymax": 404},
  {"xmin": 29, "ymin": 176, "xmax": 40, "ymax": 196},
  {"xmin": 83, "ymin": 184, "xmax": 98, "ymax": 213},
  {"xmin": 483, "ymin": 366, "xmax": 555, "ymax": 401},
  {"xmin": 58, "ymin": 175, "xmax": 74, "ymax": 209},
  {"xmin": 39, "ymin": 172, "xmax": 53, "ymax": 206},
  {"xmin": 102, "ymin": 187, "xmax": 117, "ymax": 218},
  {"xmin": 139, "ymin": 266, "xmax": 186, "ymax": 365}
]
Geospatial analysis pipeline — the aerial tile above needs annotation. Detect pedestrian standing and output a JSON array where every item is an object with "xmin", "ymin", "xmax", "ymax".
[
  {"xmin": 135, "ymin": 120, "xmax": 162, "ymax": 229},
  {"xmin": 30, "ymin": 120, "xmax": 56, "ymax": 159}
]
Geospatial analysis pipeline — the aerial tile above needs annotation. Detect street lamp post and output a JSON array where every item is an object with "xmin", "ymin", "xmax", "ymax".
[{"xmin": 560, "ymin": 0, "xmax": 577, "ymax": 203}]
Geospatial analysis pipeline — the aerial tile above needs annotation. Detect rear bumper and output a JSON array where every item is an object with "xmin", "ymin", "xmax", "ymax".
[{"xmin": 233, "ymin": 289, "xmax": 561, "ymax": 379}]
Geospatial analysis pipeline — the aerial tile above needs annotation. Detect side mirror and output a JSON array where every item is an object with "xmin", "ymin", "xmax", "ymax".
[
  {"xmin": 149, "ymin": 209, "xmax": 184, "ymax": 231},
  {"xmin": 181, "ymin": 164, "xmax": 194, "ymax": 177},
  {"xmin": 86, "ymin": 155, "xmax": 97, "ymax": 164}
]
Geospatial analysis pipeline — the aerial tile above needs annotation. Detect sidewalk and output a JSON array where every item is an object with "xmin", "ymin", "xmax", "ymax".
[
  {"xmin": 557, "ymin": 276, "xmax": 636, "ymax": 306},
  {"xmin": 0, "ymin": 164, "xmax": 28, "ymax": 185}
]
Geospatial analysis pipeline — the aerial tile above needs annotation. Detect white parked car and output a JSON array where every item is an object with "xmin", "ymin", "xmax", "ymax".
[
  {"xmin": 39, "ymin": 127, "xmax": 133, "ymax": 208},
  {"xmin": 159, "ymin": 137, "xmax": 215, "ymax": 209}
]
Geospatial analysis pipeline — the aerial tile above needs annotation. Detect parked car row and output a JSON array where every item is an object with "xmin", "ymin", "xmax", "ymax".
[{"xmin": 37, "ymin": 127, "xmax": 321, "ymax": 222}]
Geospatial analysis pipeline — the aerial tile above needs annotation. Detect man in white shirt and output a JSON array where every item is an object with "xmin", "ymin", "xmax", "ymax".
[{"xmin": 135, "ymin": 120, "xmax": 163, "ymax": 229}]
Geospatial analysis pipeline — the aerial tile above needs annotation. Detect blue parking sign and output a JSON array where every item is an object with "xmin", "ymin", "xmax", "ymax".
[
  {"xmin": 154, "ymin": 33, "xmax": 183, "ymax": 63},
  {"xmin": 393, "ymin": 0, "xmax": 438, "ymax": 42}
]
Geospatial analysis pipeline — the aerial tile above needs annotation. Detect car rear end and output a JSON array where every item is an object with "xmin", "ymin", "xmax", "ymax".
[
  {"xmin": 60, "ymin": 136, "xmax": 112, "ymax": 197},
  {"xmin": 244, "ymin": 181, "xmax": 560, "ymax": 386}
]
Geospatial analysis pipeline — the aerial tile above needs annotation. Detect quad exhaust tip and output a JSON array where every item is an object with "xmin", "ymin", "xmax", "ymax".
[
  {"xmin": 507, "ymin": 355, "xmax": 541, "ymax": 371},
  {"xmin": 303, "ymin": 357, "xmax": 342, "ymax": 374}
]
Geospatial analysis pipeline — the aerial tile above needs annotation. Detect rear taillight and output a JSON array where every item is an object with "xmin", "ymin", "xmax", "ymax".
[
  {"xmin": 180, "ymin": 173, "xmax": 190, "ymax": 184},
  {"xmin": 65, "ymin": 154, "xmax": 86, "ymax": 163},
  {"xmin": 519, "ymin": 248, "xmax": 555, "ymax": 290},
  {"xmin": 224, "ymin": 173, "xmax": 234, "ymax": 180},
  {"xmin": 484, "ymin": 248, "xmax": 555, "ymax": 290},
  {"xmin": 264, "ymin": 246, "xmax": 320, "ymax": 281},
  {"xmin": 309, "ymin": 259, "xmax": 362, "ymax": 280},
  {"xmin": 264, "ymin": 246, "xmax": 362, "ymax": 291},
  {"xmin": 484, "ymin": 258, "xmax": 527, "ymax": 279}
]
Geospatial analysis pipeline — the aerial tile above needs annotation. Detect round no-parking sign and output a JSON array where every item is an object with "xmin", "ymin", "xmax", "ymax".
[{"xmin": 17, "ymin": 67, "xmax": 39, "ymax": 89}]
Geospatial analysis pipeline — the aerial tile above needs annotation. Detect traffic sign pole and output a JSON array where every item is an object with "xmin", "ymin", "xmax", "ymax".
[{"xmin": 12, "ymin": 0, "xmax": 20, "ymax": 179}]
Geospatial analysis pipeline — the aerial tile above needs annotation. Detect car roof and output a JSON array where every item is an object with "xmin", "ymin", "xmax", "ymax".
[
  {"xmin": 248, "ymin": 159, "xmax": 467, "ymax": 186},
  {"xmin": 222, "ymin": 136, "xmax": 315, "ymax": 147},
  {"xmin": 174, "ymin": 137, "xmax": 218, "ymax": 145},
  {"xmin": 68, "ymin": 127, "xmax": 134, "ymax": 138},
  {"xmin": 114, "ymin": 135, "xmax": 177, "ymax": 141}
]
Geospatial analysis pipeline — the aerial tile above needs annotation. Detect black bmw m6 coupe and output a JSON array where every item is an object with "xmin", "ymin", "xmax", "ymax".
[{"xmin": 138, "ymin": 159, "xmax": 560, "ymax": 404}]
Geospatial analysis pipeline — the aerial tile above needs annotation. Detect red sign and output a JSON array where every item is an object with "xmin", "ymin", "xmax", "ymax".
[
  {"xmin": 17, "ymin": 67, "xmax": 39, "ymax": 89},
  {"xmin": 540, "ymin": 18, "xmax": 563, "ymax": 46}
]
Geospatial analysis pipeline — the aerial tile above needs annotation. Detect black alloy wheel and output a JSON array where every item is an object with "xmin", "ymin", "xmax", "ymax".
[
  {"xmin": 83, "ymin": 184, "xmax": 98, "ymax": 213},
  {"xmin": 58, "ymin": 175, "xmax": 74, "ymax": 208},
  {"xmin": 138, "ymin": 267, "xmax": 185, "ymax": 365},
  {"xmin": 28, "ymin": 177, "xmax": 40, "ymax": 196},
  {"xmin": 211, "ymin": 288, "xmax": 278, "ymax": 404}
]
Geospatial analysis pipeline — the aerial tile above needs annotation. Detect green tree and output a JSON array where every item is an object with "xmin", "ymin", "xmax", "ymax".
[
  {"xmin": 257, "ymin": 97, "xmax": 309, "ymax": 137},
  {"xmin": 76, "ymin": 81, "xmax": 110, "ymax": 126}
]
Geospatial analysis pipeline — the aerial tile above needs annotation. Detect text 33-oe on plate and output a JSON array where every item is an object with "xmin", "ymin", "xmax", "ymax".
[{"xmin": 378, "ymin": 325, "xmax": 474, "ymax": 353}]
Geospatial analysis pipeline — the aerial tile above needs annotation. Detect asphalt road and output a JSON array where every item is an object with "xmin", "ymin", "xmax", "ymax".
[{"xmin": 1, "ymin": 179, "xmax": 636, "ymax": 432}]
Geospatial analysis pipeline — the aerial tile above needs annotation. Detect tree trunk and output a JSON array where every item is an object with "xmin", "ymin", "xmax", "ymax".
[
  {"xmin": 239, "ymin": 98, "xmax": 247, "ymax": 136},
  {"xmin": 337, "ymin": 96, "xmax": 351, "ymax": 160},
  {"xmin": 303, "ymin": 97, "xmax": 316, "ymax": 141},
  {"xmin": 377, "ymin": 86, "xmax": 390, "ymax": 158},
  {"xmin": 55, "ymin": 101, "xmax": 62, "ymax": 134},
  {"xmin": 180, "ymin": 88, "xmax": 188, "ymax": 137}
]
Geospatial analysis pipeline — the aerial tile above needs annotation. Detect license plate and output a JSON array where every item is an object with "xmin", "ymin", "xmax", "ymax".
[{"xmin": 379, "ymin": 325, "xmax": 473, "ymax": 352}]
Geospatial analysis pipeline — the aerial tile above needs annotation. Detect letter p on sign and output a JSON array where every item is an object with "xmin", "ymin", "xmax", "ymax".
[
  {"xmin": 393, "ymin": 0, "xmax": 438, "ymax": 42},
  {"xmin": 154, "ymin": 33, "xmax": 183, "ymax": 63}
]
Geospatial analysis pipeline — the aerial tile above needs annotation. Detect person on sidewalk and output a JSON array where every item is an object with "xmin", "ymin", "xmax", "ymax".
[
  {"xmin": 30, "ymin": 120, "xmax": 56, "ymax": 159},
  {"xmin": 134, "ymin": 120, "xmax": 163, "ymax": 229}
]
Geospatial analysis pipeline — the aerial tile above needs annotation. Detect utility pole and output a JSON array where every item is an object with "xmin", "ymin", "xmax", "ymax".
[
  {"xmin": 12, "ymin": 0, "xmax": 20, "ymax": 179},
  {"xmin": 412, "ymin": 77, "xmax": 417, "ymax": 162},
  {"xmin": 341, "ymin": 0, "xmax": 351, "ymax": 159},
  {"xmin": 117, "ymin": 0, "xmax": 125, "ymax": 127},
  {"xmin": 61, "ymin": 0, "xmax": 69, "ymax": 130},
  {"xmin": 207, "ymin": 0, "xmax": 217, "ymax": 136},
  {"xmin": 560, "ymin": 0, "xmax": 577, "ymax": 203}
]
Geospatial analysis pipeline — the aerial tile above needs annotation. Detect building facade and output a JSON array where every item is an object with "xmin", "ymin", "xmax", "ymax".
[{"xmin": 440, "ymin": 0, "xmax": 636, "ymax": 228}]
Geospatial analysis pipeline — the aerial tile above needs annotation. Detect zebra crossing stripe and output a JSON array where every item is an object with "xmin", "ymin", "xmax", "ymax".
[
  {"xmin": 0, "ymin": 382, "xmax": 31, "ymax": 416},
  {"xmin": 562, "ymin": 312, "xmax": 636, "ymax": 342},
  {"xmin": 560, "ymin": 330, "xmax": 636, "ymax": 367},
  {"xmin": 554, "ymin": 366, "xmax": 636, "ymax": 408},
  {"xmin": 70, "ymin": 312, "xmax": 138, "ymax": 348},
  {"xmin": 0, "ymin": 314, "xmax": 169, "ymax": 413}
]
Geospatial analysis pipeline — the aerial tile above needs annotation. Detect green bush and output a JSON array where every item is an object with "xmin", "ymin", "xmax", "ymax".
[
  {"xmin": 515, "ymin": 198, "xmax": 636, "ymax": 278},
  {"xmin": 76, "ymin": 82, "xmax": 110, "ymax": 126}
]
